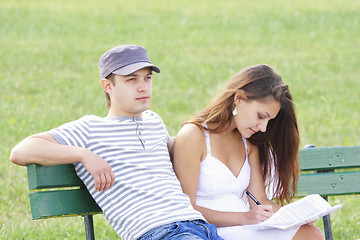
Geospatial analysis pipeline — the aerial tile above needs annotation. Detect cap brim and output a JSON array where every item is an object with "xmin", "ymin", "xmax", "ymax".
[{"xmin": 112, "ymin": 62, "xmax": 160, "ymax": 76}]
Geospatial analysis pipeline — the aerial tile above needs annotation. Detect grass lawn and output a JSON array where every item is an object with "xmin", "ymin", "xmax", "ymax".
[{"xmin": 1, "ymin": 0, "xmax": 359, "ymax": 239}]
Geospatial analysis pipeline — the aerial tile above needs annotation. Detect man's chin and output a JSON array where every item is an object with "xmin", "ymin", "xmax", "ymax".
[{"xmin": 137, "ymin": 105, "xmax": 150, "ymax": 114}]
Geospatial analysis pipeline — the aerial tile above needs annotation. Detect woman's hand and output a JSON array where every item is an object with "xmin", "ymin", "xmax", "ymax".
[{"xmin": 243, "ymin": 204, "xmax": 274, "ymax": 225}]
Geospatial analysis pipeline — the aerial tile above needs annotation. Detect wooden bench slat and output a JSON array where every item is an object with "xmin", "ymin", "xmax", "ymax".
[
  {"xmin": 29, "ymin": 188, "xmax": 102, "ymax": 219},
  {"xmin": 299, "ymin": 145, "xmax": 360, "ymax": 171},
  {"xmin": 297, "ymin": 171, "xmax": 360, "ymax": 196},
  {"xmin": 25, "ymin": 145, "xmax": 359, "ymax": 240},
  {"xmin": 27, "ymin": 163, "xmax": 84, "ymax": 190}
]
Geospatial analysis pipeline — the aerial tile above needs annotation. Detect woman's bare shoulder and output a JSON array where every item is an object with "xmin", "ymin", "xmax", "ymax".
[
  {"xmin": 177, "ymin": 123, "xmax": 204, "ymax": 139},
  {"xmin": 175, "ymin": 124, "xmax": 206, "ymax": 151}
]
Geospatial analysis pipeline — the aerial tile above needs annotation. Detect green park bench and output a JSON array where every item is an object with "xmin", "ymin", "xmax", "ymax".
[
  {"xmin": 26, "ymin": 145, "xmax": 360, "ymax": 240},
  {"xmin": 27, "ymin": 163, "xmax": 101, "ymax": 240},
  {"xmin": 297, "ymin": 145, "xmax": 360, "ymax": 240}
]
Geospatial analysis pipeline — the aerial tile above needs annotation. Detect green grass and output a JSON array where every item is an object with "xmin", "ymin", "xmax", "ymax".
[{"xmin": 1, "ymin": 0, "xmax": 360, "ymax": 239}]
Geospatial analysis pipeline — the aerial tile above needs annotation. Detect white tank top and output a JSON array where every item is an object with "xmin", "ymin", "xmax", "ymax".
[{"xmin": 196, "ymin": 129, "xmax": 251, "ymax": 212}]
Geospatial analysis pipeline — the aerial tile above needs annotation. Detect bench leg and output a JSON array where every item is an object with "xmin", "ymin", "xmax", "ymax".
[
  {"xmin": 321, "ymin": 196, "xmax": 333, "ymax": 240},
  {"xmin": 323, "ymin": 214, "xmax": 332, "ymax": 240},
  {"xmin": 84, "ymin": 215, "xmax": 95, "ymax": 240}
]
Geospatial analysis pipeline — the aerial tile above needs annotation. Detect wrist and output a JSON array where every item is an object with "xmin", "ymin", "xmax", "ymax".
[
  {"xmin": 235, "ymin": 211, "xmax": 249, "ymax": 225},
  {"xmin": 77, "ymin": 147, "xmax": 91, "ymax": 165}
]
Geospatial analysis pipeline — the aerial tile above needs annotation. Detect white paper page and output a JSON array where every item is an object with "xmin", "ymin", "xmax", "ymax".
[{"xmin": 245, "ymin": 194, "xmax": 343, "ymax": 230}]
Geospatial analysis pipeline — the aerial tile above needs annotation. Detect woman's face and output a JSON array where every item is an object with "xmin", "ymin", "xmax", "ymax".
[{"xmin": 233, "ymin": 96, "xmax": 281, "ymax": 138}]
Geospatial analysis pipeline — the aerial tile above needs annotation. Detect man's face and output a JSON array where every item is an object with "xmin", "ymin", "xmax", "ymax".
[{"xmin": 104, "ymin": 68, "xmax": 153, "ymax": 117}]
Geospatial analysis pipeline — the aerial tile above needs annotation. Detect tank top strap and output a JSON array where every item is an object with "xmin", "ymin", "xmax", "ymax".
[
  {"xmin": 241, "ymin": 136, "xmax": 248, "ymax": 159},
  {"xmin": 203, "ymin": 129, "xmax": 212, "ymax": 156},
  {"xmin": 201, "ymin": 123, "xmax": 212, "ymax": 156}
]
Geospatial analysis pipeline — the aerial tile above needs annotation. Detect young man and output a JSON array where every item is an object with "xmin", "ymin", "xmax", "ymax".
[{"xmin": 10, "ymin": 45, "xmax": 223, "ymax": 240}]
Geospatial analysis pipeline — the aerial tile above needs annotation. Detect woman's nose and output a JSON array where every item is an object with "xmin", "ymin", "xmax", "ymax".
[{"xmin": 258, "ymin": 120, "xmax": 268, "ymax": 132}]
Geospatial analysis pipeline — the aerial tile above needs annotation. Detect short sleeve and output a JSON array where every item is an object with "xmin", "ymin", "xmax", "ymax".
[{"xmin": 48, "ymin": 116, "xmax": 91, "ymax": 148}]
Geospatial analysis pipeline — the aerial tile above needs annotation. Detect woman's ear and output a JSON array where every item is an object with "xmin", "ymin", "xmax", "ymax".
[
  {"xmin": 101, "ymin": 78, "xmax": 112, "ymax": 93},
  {"xmin": 234, "ymin": 90, "xmax": 246, "ymax": 105}
]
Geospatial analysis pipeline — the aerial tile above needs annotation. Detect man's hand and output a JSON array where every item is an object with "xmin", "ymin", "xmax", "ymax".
[
  {"xmin": 10, "ymin": 132, "xmax": 115, "ymax": 192},
  {"xmin": 81, "ymin": 149, "xmax": 116, "ymax": 191}
]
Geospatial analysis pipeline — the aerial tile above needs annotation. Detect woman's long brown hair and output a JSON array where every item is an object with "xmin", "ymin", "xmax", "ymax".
[{"xmin": 186, "ymin": 64, "xmax": 299, "ymax": 205}]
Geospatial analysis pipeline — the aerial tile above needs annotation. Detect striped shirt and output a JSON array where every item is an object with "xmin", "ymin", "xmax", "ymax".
[{"xmin": 49, "ymin": 110, "xmax": 204, "ymax": 240}]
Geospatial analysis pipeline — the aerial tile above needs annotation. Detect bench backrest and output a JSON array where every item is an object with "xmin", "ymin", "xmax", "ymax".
[
  {"xmin": 297, "ymin": 145, "xmax": 360, "ymax": 196},
  {"xmin": 27, "ymin": 163, "xmax": 102, "ymax": 219},
  {"xmin": 26, "ymin": 145, "xmax": 360, "ymax": 219}
]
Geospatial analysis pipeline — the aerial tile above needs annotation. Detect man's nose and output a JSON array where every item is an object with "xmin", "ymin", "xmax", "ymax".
[{"xmin": 138, "ymin": 80, "xmax": 150, "ymax": 92}]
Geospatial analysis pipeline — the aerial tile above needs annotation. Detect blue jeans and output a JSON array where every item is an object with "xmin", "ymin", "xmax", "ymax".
[{"xmin": 138, "ymin": 220, "xmax": 224, "ymax": 240}]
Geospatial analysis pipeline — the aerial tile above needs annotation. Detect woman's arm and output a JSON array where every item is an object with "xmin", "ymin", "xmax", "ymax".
[
  {"xmin": 246, "ymin": 143, "xmax": 280, "ymax": 212},
  {"xmin": 173, "ymin": 124, "xmax": 273, "ymax": 227},
  {"xmin": 10, "ymin": 132, "xmax": 115, "ymax": 191}
]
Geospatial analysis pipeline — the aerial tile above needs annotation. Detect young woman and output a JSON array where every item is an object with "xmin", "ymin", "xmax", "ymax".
[{"xmin": 173, "ymin": 64, "xmax": 325, "ymax": 240}]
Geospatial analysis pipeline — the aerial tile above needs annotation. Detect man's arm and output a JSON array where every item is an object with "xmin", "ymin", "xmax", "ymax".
[
  {"xmin": 10, "ymin": 132, "xmax": 86, "ymax": 166},
  {"xmin": 168, "ymin": 136, "xmax": 175, "ymax": 161},
  {"xmin": 10, "ymin": 132, "xmax": 115, "ymax": 191}
]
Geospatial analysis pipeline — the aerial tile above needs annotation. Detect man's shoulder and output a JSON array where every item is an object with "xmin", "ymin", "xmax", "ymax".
[
  {"xmin": 77, "ymin": 115, "xmax": 105, "ymax": 123},
  {"xmin": 58, "ymin": 115, "xmax": 106, "ymax": 129},
  {"xmin": 142, "ymin": 110, "xmax": 162, "ymax": 121}
]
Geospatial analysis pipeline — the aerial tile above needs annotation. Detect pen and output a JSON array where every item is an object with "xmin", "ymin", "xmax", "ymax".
[{"xmin": 246, "ymin": 191, "xmax": 262, "ymax": 205}]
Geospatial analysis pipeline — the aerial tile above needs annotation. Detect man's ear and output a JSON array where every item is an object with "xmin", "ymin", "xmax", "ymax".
[{"xmin": 101, "ymin": 78, "xmax": 112, "ymax": 93}]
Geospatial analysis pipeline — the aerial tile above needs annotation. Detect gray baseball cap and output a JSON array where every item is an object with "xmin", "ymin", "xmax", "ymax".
[{"xmin": 98, "ymin": 45, "xmax": 160, "ymax": 79}]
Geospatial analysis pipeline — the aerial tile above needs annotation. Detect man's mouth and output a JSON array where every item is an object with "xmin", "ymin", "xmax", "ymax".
[{"xmin": 136, "ymin": 96, "xmax": 150, "ymax": 101}]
